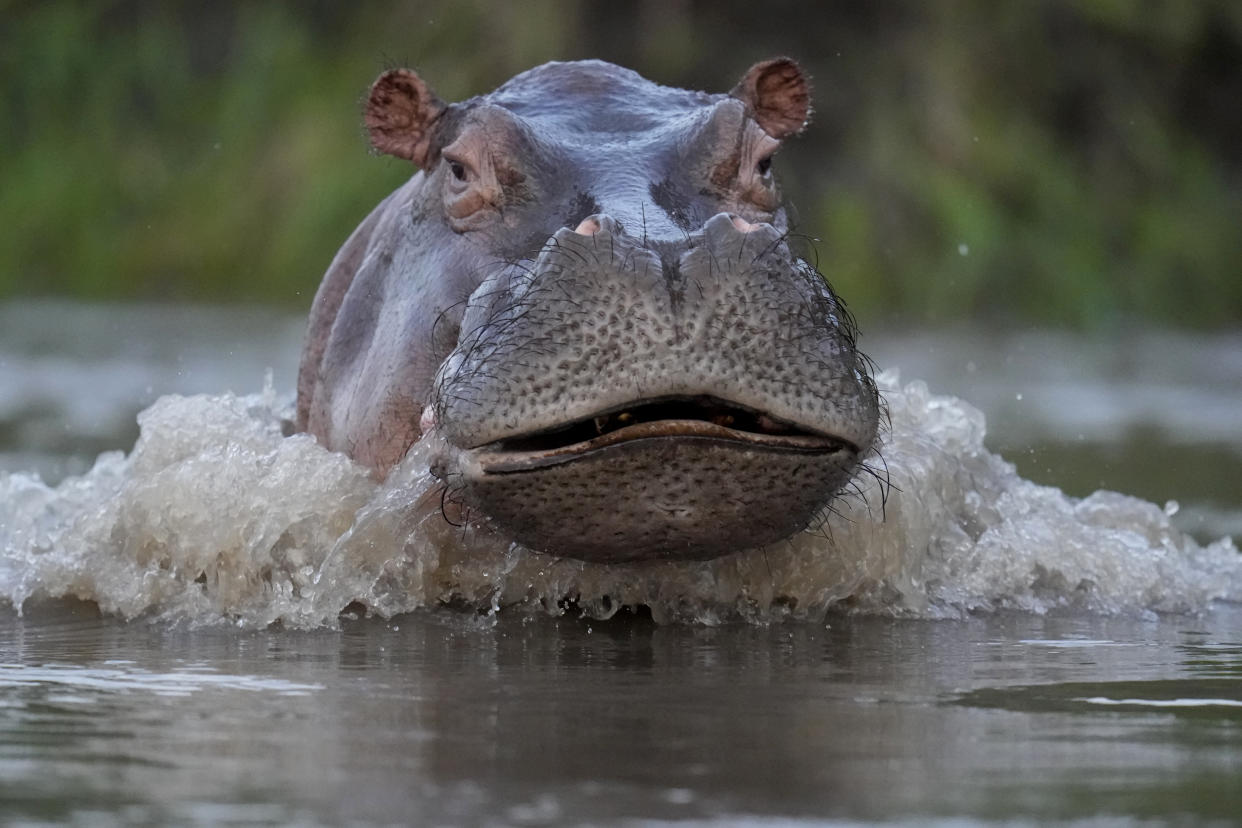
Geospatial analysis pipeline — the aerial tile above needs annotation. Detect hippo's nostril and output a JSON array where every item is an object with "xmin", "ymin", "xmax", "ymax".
[
  {"xmin": 695, "ymin": 212, "xmax": 784, "ymax": 251},
  {"xmin": 730, "ymin": 215, "xmax": 760, "ymax": 233},
  {"xmin": 573, "ymin": 217, "xmax": 602, "ymax": 236}
]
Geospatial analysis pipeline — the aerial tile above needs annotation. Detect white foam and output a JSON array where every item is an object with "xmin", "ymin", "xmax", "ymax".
[{"xmin": 1, "ymin": 372, "xmax": 1238, "ymax": 627}]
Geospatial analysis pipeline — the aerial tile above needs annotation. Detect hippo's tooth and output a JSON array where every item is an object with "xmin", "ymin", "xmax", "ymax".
[
  {"xmin": 616, "ymin": 412, "xmax": 634, "ymax": 423},
  {"xmin": 594, "ymin": 416, "xmax": 608, "ymax": 434},
  {"xmin": 711, "ymin": 414, "xmax": 735, "ymax": 427},
  {"xmin": 756, "ymin": 414, "xmax": 788, "ymax": 434}
]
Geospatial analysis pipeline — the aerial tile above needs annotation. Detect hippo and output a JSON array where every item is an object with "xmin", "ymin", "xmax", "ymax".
[{"xmin": 296, "ymin": 58, "xmax": 880, "ymax": 564}]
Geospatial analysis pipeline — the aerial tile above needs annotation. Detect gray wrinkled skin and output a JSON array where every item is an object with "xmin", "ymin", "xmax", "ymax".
[{"xmin": 297, "ymin": 59, "xmax": 880, "ymax": 563}]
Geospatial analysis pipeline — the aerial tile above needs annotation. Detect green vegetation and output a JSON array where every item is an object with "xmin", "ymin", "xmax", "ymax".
[{"xmin": 2, "ymin": 1, "xmax": 1239, "ymax": 326}]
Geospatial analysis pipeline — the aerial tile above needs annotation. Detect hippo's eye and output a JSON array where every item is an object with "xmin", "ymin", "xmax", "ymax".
[
  {"xmin": 448, "ymin": 160, "xmax": 467, "ymax": 181},
  {"xmin": 756, "ymin": 157, "xmax": 772, "ymax": 176}
]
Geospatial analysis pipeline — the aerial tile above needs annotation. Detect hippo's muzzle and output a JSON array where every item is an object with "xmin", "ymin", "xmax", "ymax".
[{"xmin": 430, "ymin": 213, "xmax": 877, "ymax": 563}]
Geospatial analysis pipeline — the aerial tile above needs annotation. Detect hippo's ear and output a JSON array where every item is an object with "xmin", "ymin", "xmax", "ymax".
[
  {"xmin": 730, "ymin": 58, "xmax": 811, "ymax": 139},
  {"xmin": 364, "ymin": 69, "xmax": 448, "ymax": 166}
]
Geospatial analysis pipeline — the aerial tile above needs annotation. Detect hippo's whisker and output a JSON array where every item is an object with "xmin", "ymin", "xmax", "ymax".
[
  {"xmin": 752, "ymin": 234, "xmax": 790, "ymax": 265},
  {"xmin": 556, "ymin": 243, "xmax": 592, "ymax": 268},
  {"xmin": 783, "ymin": 232, "xmax": 823, "ymax": 271},
  {"xmin": 438, "ymin": 481, "xmax": 469, "ymax": 529}
]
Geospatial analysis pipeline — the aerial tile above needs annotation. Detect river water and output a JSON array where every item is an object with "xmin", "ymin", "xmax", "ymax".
[{"xmin": 1, "ymin": 300, "xmax": 1240, "ymax": 825}]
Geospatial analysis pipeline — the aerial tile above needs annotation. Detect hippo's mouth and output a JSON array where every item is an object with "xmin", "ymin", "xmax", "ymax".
[{"xmin": 471, "ymin": 396, "xmax": 856, "ymax": 474}]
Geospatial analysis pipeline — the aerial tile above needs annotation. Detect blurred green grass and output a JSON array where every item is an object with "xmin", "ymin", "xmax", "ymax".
[{"xmin": 2, "ymin": 0, "xmax": 1239, "ymax": 326}]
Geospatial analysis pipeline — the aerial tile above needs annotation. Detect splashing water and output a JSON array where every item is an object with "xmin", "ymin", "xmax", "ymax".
[{"xmin": 1, "ymin": 372, "xmax": 1238, "ymax": 627}]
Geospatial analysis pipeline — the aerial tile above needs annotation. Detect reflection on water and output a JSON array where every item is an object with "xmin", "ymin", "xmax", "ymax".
[
  {"xmin": 0, "ymin": 662, "xmax": 322, "ymax": 697},
  {"xmin": 959, "ymin": 679, "xmax": 1242, "ymax": 716},
  {"xmin": 0, "ymin": 601, "xmax": 1240, "ymax": 824}
]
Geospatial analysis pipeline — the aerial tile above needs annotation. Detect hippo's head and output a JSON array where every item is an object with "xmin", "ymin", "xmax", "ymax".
[{"xmin": 297, "ymin": 59, "xmax": 880, "ymax": 564}]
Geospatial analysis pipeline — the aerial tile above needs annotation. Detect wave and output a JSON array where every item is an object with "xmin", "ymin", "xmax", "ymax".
[{"xmin": 2, "ymin": 373, "xmax": 1238, "ymax": 627}]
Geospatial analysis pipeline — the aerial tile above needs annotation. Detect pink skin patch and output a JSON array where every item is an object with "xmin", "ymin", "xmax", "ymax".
[
  {"xmin": 419, "ymin": 406, "xmax": 436, "ymax": 435},
  {"xmin": 573, "ymin": 217, "xmax": 602, "ymax": 236},
  {"xmin": 731, "ymin": 215, "xmax": 759, "ymax": 233}
]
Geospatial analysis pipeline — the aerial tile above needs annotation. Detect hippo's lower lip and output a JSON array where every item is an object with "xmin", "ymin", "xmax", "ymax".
[
  {"xmin": 470, "ymin": 397, "xmax": 855, "ymax": 474},
  {"xmin": 454, "ymin": 398, "xmax": 864, "ymax": 562}
]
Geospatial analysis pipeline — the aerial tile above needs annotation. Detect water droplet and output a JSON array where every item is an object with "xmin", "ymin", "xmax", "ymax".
[
  {"xmin": 1164, "ymin": 500, "xmax": 1180, "ymax": 517},
  {"xmin": 958, "ymin": 243, "xmax": 970, "ymax": 256},
  {"xmin": 1015, "ymin": 392, "xmax": 1023, "ymax": 401}
]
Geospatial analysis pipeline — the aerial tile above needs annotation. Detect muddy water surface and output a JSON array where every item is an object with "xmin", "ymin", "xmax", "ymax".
[
  {"xmin": 3, "ymin": 602, "xmax": 1241, "ymax": 825},
  {"xmin": 1, "ymin": 301, "xmax": 1240, "ymax": 825}
]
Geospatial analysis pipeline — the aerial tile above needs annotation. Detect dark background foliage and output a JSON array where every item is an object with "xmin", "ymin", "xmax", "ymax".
[{"xmin": 3, "ymin": 0, "xmax": 1240, "ymax": 328}]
